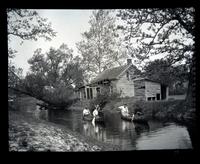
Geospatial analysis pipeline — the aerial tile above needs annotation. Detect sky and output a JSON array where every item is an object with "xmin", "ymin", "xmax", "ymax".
[
  {"xmin": 9, "ymin": 9, "xmax": 193, "ymax": 77},
  {"xmin": 9, "ymin": 9, "xmax": 93, "ymax": 76}
]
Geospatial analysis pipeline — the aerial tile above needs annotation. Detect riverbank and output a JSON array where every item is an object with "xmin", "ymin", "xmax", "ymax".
[
  {"xmin": 102, "ymin": 98, "xmax": 196, "ymax": 125},
  {"xmin": 8, "ymin": 96, "xmax": 120, "ymax": 152},
  {"xmin": 9, "ymin": 110, "xmax": 101, "ymax": 151}
]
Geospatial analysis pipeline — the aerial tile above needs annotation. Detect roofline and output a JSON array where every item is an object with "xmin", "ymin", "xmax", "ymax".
[
  {"xmin": 89, "ymin": 78, "xmax": 117, "ymax": 85},
  {"xmin": 116, "ymin": 64, "xmax": 132, "ymax": 79},
  {"xmin": 133, "ymin": 78, "xmax": 168, "ymax": 86},
  {"xmin": 90, "ymin": 64, "xmax": 129, "ymax": 84},
  {"xmin": 133, "ymin": 77, "xmax": 158, "ymax": 83}
]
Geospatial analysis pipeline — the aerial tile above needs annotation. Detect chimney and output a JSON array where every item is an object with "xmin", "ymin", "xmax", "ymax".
[{"xmin": 127, "ymin": 58, "xmax": 132, "ymax": 65}]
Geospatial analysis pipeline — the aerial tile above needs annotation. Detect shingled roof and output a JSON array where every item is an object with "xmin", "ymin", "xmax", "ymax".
[{"xmin": 90, "ymin": 65, "xmax": 128, "ymax": 84}]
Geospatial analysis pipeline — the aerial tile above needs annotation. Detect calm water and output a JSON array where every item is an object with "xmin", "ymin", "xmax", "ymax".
[{"xmin": 34, "ymin": 107, "xmax": 193, "ymax": 150}]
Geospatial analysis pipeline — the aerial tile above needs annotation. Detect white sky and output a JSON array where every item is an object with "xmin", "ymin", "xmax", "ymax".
[{"xmin": 9, "ymin": 9, "xmax": 93, "ymax": 76}]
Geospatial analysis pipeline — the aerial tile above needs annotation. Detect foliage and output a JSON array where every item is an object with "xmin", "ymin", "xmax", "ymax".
[
  {"xmin": 8, "ymin": 9, "xmax": 56, "ymax": 98},
  {"xmin": 23, "ymin": 44, "xmax": 84, "ymax": 107},
  {"xmin": 143, "ymin": 58, "xmax": 189, "ymax": 87},
  {"xmin": 117, "ymin": 8, "xmax": 195, "ymax": 104},
  {"xmin": 117, "ymin": 8, "xmax": 194, "ymax": 66},
  {"xmin": 76, "ymin": 10, "xmax": 127, "ymax": 82},
  {"xmin": 8, "ymin": 61, "xmax": 23, "ymax": 88},
  {"xmin": 131, "ymin": 100, "xmax": 144, "ymax": 114},
  {"xmin": 7, "ymin": 9, "xmax": 56, "ymax": 43},
  {"xmin": 126, "ymin": 99, "xmax": 195, "ymax": 122},
  {"xmin": 89, "ymin": 91, "xmax": 120, "ymax": 112}
]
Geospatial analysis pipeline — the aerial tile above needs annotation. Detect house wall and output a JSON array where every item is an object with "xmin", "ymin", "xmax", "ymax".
[
  {"xmin": 116, "ymin": 74, "xmax": 135, "ymax": 97},
  {"xmin": 110, "ymin": 81, "xmax": 118, "ymax": 93},
  {"xmin": 78, "ymin": 86, "xmax": 98, "ymax": 100},
  {"xmin": 145, "ymin": 81, "xmax": 161, "ymax": 100},
  {"xmin": 134, "ymin": 80, "xmax": 146, "ymax": 100}
]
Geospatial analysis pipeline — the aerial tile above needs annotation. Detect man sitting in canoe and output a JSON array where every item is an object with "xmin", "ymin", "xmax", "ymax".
[
  {"xmin": 93, "ymin": 106, "xmax": 99, "ymax": 117},
  {"xmin": 119, "ymin": 104, "xmax": 130, "ymax": 117},
  {"xmin": 83, "ymin": 106, "xmax": 91, "ymax": 117}
]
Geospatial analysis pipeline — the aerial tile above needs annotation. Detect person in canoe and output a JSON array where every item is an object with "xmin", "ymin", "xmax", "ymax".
[
  {"xmin": 96, "ymin": 104, "xmax": 101, "ymax": 111},
  {"xmin": 83, "ymin": 106, "xmax": 91, "ymax": 117},
  {"xmin": 92, "ymin": 105, "xmax": 99, "ymax": 125},
  {"xmin": 120, "ymin": 104, "xmax": 130, "ymax": 117}
]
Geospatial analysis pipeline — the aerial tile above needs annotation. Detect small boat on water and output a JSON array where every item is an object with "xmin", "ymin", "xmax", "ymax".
[
  {"xmin": 82, "ymin": 114, "xmax": 104, "ymax": 124},
  {"xmin": 121, "ymin": 114, "xmax": 148, "ymax": 124}
]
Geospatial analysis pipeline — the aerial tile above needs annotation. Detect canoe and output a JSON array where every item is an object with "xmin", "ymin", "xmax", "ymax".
[
  {"xmin": 121, "ymin": 114, "xmax": 148, "ymax": 124},
  {"xmin": 82, "ymin": 114, "xmax": 104, "ymax": 124},
  {"xmin": 82, "ymin": 114, "xmax": 93, "ymax": 121}
]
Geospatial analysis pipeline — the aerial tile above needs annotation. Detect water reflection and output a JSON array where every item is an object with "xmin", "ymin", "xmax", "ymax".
[
  {"xmin": 122, "ymin": 120, "xmax": 132, "ymax": 132},
  {"xmin": 135, "ymin": 124, "xmax": 193, "ymax": 150},
  {"xmin": 34, "ymin": 107, "xmax": 193, "ymax": 150}
]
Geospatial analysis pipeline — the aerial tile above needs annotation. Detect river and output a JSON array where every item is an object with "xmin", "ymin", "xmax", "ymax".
[{"xmin": 33, "ymin": 107, "xmax": 193, "ymax": 150}]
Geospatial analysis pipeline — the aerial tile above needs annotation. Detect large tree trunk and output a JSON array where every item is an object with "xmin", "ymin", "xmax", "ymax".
[{"xmin": 186, "ymin": 54, "xmax": 196, "ymax": 108}]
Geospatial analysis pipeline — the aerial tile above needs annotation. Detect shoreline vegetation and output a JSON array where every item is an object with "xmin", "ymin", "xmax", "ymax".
[
  {"xmin": 9, "ymin": 96, "xmax": 196, "ymax": 152},
  {"xmin": 102, "ymin": 98, "xmax": 196, "ymax": 126}
]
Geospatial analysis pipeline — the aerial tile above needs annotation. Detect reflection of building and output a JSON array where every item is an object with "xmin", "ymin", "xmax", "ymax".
[{"xmin": 76, "ymin": 59, "xmax": 169, "ymax": 101}]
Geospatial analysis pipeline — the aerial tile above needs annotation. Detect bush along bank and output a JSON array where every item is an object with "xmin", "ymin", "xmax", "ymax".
[
  {"xmin": 103, "ymin": 98, "xmax": 196, "ymax": 125},
  {"xmin": 132, "ymin": 100, "xmax": 195, "ymax": 124}
]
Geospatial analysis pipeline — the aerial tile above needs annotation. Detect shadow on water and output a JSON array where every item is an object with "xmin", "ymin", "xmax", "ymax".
[{"xmin": 33, "ymin": 105, "xmax": 193, "ymax": 150}]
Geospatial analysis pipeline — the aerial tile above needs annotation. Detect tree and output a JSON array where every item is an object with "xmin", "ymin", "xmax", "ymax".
[
  {"xmin": 76, "ymin": 10, "xmax": 127, "ymax": 81},
  {"xmin": 143, "ymin": 58, "xmax": 189, "ymax": 94},
  {"xmin": 7, "ymin": 9, "xmax": 56, "ymax": 93},
  {"xmin": 23, "ymin": 44, "xmax": 84, "ymax": 108},
  {"xmin": 117, "ymin": 8, "xmax": 195, "ymax": 105},
  {"xmin": 143, "ymin": 59, "xmax": 174, "ymax": 85},
  {"xmin": 7, "ymin": 9, "xmax": 56, "ymax": 43}
]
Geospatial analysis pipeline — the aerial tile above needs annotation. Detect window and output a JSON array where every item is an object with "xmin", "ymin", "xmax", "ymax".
[
  {"xmin": 83, "ymin": 90, "xmax": 86, "ymax": 99},
  {"xmin": 147, "ymin": 97, "xmax": 156, "ymax": 101},
  {"xmin": 87, "ymin": 88, "xmax": 90, "ymax": 99},
  {"xmin": 96, "ymin": 87, "xmax": 100, "ymax": 94},
  {"xmin": 156, "ymin": 94, "xmax": 160, "ymax": 100},
  {"xmin": 90, "ymin": 88, "xmax": 93, "ymax": 99}
]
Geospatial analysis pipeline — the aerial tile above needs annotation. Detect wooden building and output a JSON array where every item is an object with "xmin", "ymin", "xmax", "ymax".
[{"xmin": 77, "ymin": 59, "xmax": 169, "ymax": 101}]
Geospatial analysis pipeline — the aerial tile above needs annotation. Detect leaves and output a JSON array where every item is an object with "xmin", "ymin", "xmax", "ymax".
[
  {"xmin": 7, "ymin": 9, "xmax": 56, "ymax": 42},
  {"xmin": 143, "ymin": 59, "xmax": 189, "ymax": 88},
  {"xmin": 117, "ymin": 8, "xmax": 195, "ymax": 67},
  {"xmin": 76, "ymin": 10, "xmax": 126, "ymax": 81},
  {"xmin": 23, "ymin": 44, "xmax": 84, "ymax": 106}
]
